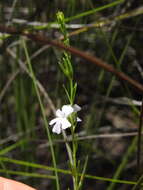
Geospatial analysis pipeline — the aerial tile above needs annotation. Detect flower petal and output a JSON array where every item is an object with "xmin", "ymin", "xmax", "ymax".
[
  {"xmin": 62, "ymin": 105, "xmax": 74, "ymax": 117},
  {"xmin": 73, "ymin": 104, "xmax": 81, "ymax": 112},
  {"xmin": 56, "ymin": 109, "xmax": 64, "ymax": 117},
  {"xmin": 52, "ymin": 122, "xmax": 62, "ymax": 134},
  {"xmin": 77, "ymin": 117, "xmax": 82, "ymax": 122},
  {"xmin": 60, "ymin": 118, "xmax": 71, "ymax": 129},
  {"xmin": 49, "ymin": 118, "xmax": 59, "ymax": 125}
]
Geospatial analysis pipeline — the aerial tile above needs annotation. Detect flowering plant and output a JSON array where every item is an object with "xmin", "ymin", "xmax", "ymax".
[{"xmin": 49, "ymin": 104, "xmax": 81, "ymax": 134}]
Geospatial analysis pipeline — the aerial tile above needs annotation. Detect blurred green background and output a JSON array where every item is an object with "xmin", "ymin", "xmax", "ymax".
[{"xmin": 0, "ymin": 0, "xmax": 143, "ymax": 189}]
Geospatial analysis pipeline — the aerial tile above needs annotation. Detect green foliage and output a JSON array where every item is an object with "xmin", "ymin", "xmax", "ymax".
[{"xmin": 0, "ymin": 0, "xmax": 143, "ymax": 189}]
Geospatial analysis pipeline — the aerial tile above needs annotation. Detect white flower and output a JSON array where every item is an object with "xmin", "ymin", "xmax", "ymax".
[
  {"xmin": 49, "ymin": 104, "xmax": 81, "ymax": 134},
  {"xmin": 73, "ymin": 104, "xmax": 81, "ymax": 112},
  {"xmin": 73, "ymin": 104, "xmax": 82, "ymax": 122}
]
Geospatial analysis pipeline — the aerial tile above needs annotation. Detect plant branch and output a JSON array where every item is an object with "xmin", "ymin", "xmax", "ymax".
[
  {"xmin": 0, "ymin": 24, "xmax": 143, "ymax": 93},
  {"xmin": 137, "ymin": 98, "xmax": 143, "ymax": 177}
]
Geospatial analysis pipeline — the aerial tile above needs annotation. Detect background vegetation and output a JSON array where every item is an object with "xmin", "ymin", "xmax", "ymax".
[{"xmin": 0, "ymin": 0, "xmax": 143, "ymax": 189}]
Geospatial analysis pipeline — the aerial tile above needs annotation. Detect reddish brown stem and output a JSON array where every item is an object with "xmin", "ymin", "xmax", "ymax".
[{"xmin": 0, "ymin": 24, "xmax": 143, "ymax": 93}]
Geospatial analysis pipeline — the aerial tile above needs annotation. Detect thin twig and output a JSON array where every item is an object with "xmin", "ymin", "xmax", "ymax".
[
  {"xmin": 0, "ymin": 25, "xmax": 143, "ymax": 93},
  {"xmin": 0, "ymin": 69, "xmax": 20, "ymax": 102},
  {"xmin": 7, "ymin": 47, "xmax": 72, "ymax": 163},
  {"xmin": 38, "ymin": 131, "xmax": 143, "ymax": 149},
  {"xmin": 7, "ymin": 47, "xmax": 56, "ymax": 114},
  {"xmin": 67, "ymin": 6, "xmax": 143, "ymax": 38},
  {"xmin": 137, "ymin": 98, "xmax": 143, "ymax": 177}
]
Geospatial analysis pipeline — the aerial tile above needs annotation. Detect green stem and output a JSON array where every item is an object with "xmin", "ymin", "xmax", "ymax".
[{"xmin": 22, "ymin": 39, "xmax": 60, "ymax": 190}]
